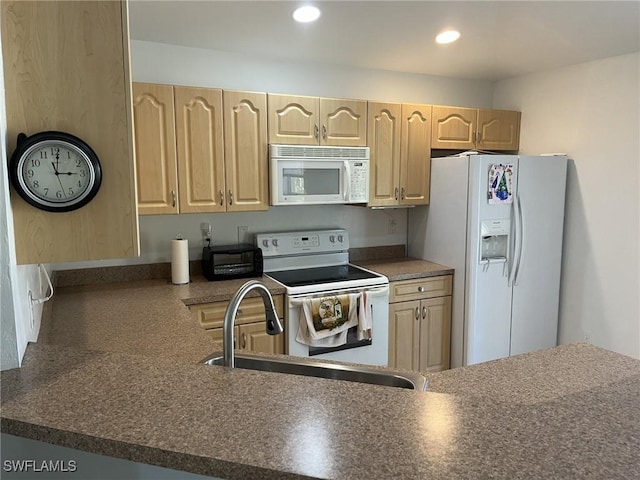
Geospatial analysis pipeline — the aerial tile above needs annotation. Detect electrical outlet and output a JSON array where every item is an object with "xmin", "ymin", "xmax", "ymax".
[
  {"xmin": 388, "ymin": 219, "xmax": 397, "ymax": 234},
  {"xmin": 238, "ymin": 226, "xmax": 249, "ymax": 243},
  {"xmin": 200, "ymin": 222, "xmax": 212, "ymax": 246}
]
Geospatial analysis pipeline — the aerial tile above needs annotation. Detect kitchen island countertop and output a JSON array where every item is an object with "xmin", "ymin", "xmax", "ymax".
[{"xmin": 2, "ymin": 268, "xmax": 639, "ymax": 479}]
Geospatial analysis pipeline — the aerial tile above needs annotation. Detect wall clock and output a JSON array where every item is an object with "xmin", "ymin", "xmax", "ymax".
[{"xmin": 9, "ymin": 131, "xmax": 102, "ymax": 212}]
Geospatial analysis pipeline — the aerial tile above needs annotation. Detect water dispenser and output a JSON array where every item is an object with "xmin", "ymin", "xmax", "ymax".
[{"xmin": 480, "ymin": 219, "xmax": 510, "ymax": 263}]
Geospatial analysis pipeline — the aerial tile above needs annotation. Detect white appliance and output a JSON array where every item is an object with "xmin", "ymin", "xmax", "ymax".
[
  {"xmin": 256, "ymin": 229, "xmax": 389, "ymax": 366},
  {"xmin": 269, "ymin": 144, "xmax": 369, "ymax": 205},
  {"xmin": 409, "ymin": 153, "xmax": 568, "ymax": 367}
]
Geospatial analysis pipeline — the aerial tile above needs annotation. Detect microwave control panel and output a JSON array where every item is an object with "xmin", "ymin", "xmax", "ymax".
[{"xmin": 348, "ymin": 161, "xmax": 369, "ymax": 202}]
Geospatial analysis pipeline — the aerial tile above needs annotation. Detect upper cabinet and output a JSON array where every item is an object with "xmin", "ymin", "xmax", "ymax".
[
  {"xmin": 223, "ymin": 91, "xmax": 269, "ymax": 212},
  {"xmin": 268, "ymin": 94, "xmax": 367, "ymax": 146},
  {"xmin": 2, "ymin": 1, "xmax": 139, "ymax": 264},
  {"xmin": 175, "ymin": 86, "xmax": 225, "ymax": 214},
  {"xmin": 133, "ymin": 83, "xmax": 179, "ymax": 215},
  {"xmin": 431, "ymin": 106, "xmax": 521, "ymax": 151},
  {"xmin": 367, "ymin": 102, "xmax": 432, "ymax": 207},
  {"xmin": 132, "ymin": 84, "xmax": 267, "ymax": 214}
]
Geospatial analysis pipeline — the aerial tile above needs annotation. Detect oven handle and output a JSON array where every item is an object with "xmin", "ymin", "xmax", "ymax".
[{"xmin": 288, "ymin": 284, "xmax": 389, "ymax": 301}]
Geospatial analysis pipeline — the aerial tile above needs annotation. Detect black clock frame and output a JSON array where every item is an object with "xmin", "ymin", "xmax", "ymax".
[{"xmin": 9, "ymin": 131, "xmax": 102, "ymax": 213}]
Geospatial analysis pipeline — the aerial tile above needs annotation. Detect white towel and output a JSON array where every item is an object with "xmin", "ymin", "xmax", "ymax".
[
  {"xmin": 357, "ymin": 291, "xmax": 372, "ymax": 341},
  {"xmin": 295, "ymin": 294, "xmax": 359, "ymax": 347}
]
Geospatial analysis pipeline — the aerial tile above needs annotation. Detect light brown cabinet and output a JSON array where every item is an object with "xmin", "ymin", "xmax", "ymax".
[
  {"xmin": 175, "ymin": 86, "xmax": 225, "ymax": 213},
  {"xmin": 268, "ymin": 94, "xmax": 367, "ymax": 146},
  {"xmin": 388, "ymin": 276, "xmax": 452, "ymax": 373},
  {"xmin": 133, "ymin": 85, "xmax": 268, "ymax": 214},
  {"xmin": 431, "ymin": 106, "xmax": 521, "ymax": 151},
  {"xmin": 132, "ymin": 83, "xmax": 179, "ymax": 215},
  {"xmin": 3, "ymin": 0, "xmax": 139, "ymax": 263},
  {"xmin": 367, "ymin": 102, "xmax": 432, "ymax": 207},
  {"xmin": 190, "ymin": 294, "xmax": 285, "ymax": 355},
  {"xmin": 223, "ymin": 90, "xmax": 270, "ymax": 212},
  {"xmin": 133, "ymin": 83, "xmax": 225, "ymax": 214}
]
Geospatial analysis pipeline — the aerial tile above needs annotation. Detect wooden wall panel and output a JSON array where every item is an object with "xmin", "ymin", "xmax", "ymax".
[{"xmin": 2, "ymin": 0, "xmax": 139, "ymax": 264}]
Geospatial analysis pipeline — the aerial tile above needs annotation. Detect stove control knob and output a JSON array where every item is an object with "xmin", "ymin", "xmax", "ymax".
[
  {"xmin": 272, "ymin": 239, "xmax": 279, "ymax": 247},
  {"xmin": 262, "ymin": 239, "xmax": 269, "ymax": 248},
  {"xmin": 329, "ymin": 235, "xmax": 335, "ymax": 243},
  {"xmin": 337, "ymin": 235, "xmax": 344, "ymax": 243}
]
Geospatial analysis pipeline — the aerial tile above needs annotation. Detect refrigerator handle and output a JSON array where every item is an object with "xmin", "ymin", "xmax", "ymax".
[
  {"xmin": 507, "ymin": 199, "xmax": 517, "ymax": 286},
  {"xmin": 513, "ymin": 195, "xmax": 525, "ymax": 285}
]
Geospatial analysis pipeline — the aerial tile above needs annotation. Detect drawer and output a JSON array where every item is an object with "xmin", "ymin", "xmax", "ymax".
[
  {"xmin": 190, "ymin": 295, "xmax": 284, "ymax": 329},
  {"xmin": 389, "ymin": 276, "xmax": 452, "ymax": 303}
]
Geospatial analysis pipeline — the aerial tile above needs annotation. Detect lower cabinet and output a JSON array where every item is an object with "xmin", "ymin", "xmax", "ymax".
[
  {"xmin": 388, "ymin": 276, "xmax": 452, "ymax": 373},
  {"xmin": 189, "ymin": 294, "xmax": 285, "ymax": 355}
]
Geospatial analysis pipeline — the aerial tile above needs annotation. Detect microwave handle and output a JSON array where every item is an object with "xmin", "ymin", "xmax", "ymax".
[{"xmin": 343, "ymin": 161, "xmax": 351, "ymax": 201}]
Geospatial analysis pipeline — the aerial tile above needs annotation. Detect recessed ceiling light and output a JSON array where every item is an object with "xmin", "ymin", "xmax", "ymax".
[
  {"xmin": 436, "ymin": 30, "xmax": 461, "ymax": 44},
  {"xmin": 293, "ymin": 5, "xmax": 321, "ymax": 23}
]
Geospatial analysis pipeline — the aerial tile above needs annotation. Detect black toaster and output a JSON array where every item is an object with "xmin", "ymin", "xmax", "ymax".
[{"xmin": 201, "ymin": 243, "xmax": 263, "ymax": 281}]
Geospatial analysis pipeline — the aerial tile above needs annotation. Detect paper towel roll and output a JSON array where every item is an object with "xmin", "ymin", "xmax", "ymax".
[{"xmin": 171, "ymin": 239, "xmax": 189, "ymax": 285}]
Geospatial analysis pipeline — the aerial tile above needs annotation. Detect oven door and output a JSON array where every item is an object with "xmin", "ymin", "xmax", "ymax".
[
  {"xmin": 270, "ymin": 158, "xmax": 347, "ymax": 205},
  {"xmin": 285, "ymin": 285, "xmax": 389, "ymax": 366}
]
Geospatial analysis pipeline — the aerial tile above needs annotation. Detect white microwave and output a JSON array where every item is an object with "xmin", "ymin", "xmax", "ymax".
[{"xmin": 269, "ymin": 144, "xmax": 370, "ymax": 206}]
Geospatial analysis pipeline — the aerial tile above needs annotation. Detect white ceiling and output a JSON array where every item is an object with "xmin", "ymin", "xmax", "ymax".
[{"xmin": 128, "ymin": 1, "xmax": 640, "ymax": 81}]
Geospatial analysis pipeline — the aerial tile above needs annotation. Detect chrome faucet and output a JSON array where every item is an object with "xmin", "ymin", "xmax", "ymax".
[{"xmin": 223, "ymin": 280, "xmax": 284, "ymax": 368}]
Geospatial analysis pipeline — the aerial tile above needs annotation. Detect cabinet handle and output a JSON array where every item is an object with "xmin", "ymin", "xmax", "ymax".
[
  {"xmin": 394, "ymin": 187, "xmax": 399, "ymax": 201},
  {"xmin": 314, "ymin": 124, "xmax": 319, "ymax": 140},
  {"xmin": 415, "ymin": 307, "xmax": 420, "ymax": 320},
  {"xmin": 422, "ymin": 306, "xmax": 427, "ymax": 319},
  {"xmin": 233, "ymin": 337, "xmax": 237, "ymax": 349},
  {"xmin": 241, "ymin": 332, "xmax": 246, "ymax": 349},
  {"xmin": 472, "ymin": 131, "xmax": 477, "ymax": 144},
  {"xmin": 401, "ymin": 187, "xmax": 405, "ymax": 200},
  {"xmin": 171, "ymin": 190, "xmax": 176, "ymax": 208},
  {"xmin": 228, "ymin": 189, "xmax": 233, "ymax": 205},
  {"xmin": 322, "ymin": 124, "xmax": 327, "ymax": 140},
  {"xmin": 477, "ymin": 131, "xmax": 482, "ymax": 144},
  {"xmin": 418, "ymin": 286, "xmax": 425, "ymax": 293},
  {"xmin": 219, "ymin": 189, "xmax": 224, "ymax": 205}
]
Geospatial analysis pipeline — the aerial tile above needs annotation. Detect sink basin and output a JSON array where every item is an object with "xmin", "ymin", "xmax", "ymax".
[{"xmin": 203, "ymin": 352, "xmax": 428, "ymax": 391}]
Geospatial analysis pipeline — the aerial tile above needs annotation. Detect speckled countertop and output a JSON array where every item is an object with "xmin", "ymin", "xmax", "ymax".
[
  {"xmin": 2, "ymin": 266, "xmax": 640, "ymax": 479},
  {"xmin": 354, "ymin": 257, "xmax": 454, "ymax": 281}
]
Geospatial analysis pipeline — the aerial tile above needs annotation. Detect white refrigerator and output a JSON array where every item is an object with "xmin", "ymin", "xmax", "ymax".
[{"xmin": 409, "ymin": 153, "xmax": 568, "ymax": 367}]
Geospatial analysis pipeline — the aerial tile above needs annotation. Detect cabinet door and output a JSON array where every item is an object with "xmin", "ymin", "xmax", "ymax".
[
  {"xmin": 238, "ymin": 322, "xmax": 285, "ymax": 355},
  {"xmin": 223, "ymin": 90, "xmax": 269, "ymax": 212},
  {"xmin": 388, "ymin": 301, "xmax": 420, "ymax": 370},
  {"xmin": 132, "ymin": 83, "xmax": 178, "ymax": 215},
  {"xmin": 367, "ymin": 102, "xmax": 402, "ymax": 207},
  {"xmin": 477, "ymin": 109, "xmax": 521, "ymax": 151},
  {"xmin": 320, "ymin": 98, "xmax": 367, "ymax": 146},
  {"xmin": 418, "ymin": 297, "xmax": 452, "ymax": 373},
  {"xmin": 174, "ymin": 86, "xmax": 226, "ymax": 213},
  {"xmin": 268, "ymin": 94, "xmax": 319, "ymax": 145},
  {"xmin": 431, "ymin": 106, "xmax": 476, "ymax": 150},
  {"xmin": 400, "ymin": 104, "xmax": 432, "ymax": 205}
]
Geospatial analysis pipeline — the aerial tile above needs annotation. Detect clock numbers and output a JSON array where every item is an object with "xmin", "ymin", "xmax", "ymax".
[{"xmin": 31, "ymin": 159, "xmax": 41, "ymax": 167}]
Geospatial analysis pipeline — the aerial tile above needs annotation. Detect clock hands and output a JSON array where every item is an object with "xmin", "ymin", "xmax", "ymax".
[{"xmin": 51, "ymin": 161, "xmax": 60, "ymax": 175}]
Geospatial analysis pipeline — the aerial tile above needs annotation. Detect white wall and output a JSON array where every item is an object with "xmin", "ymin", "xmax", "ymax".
[
  {"xmin": 0, "ymin": 34, "xmax": 48, "ymax": 371},
  {"xmin": 52, "ymin": 40, "xmax": 494, "ymax": 270},
  {"xmin": 493, "ymin": 52, "xmax": 640, "ymax": 358}
]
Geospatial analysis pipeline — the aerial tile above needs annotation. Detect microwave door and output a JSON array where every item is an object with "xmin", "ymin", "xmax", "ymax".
[{"xmin": 274, "ymin": 159, "xmax": 345, "ymax": 205}]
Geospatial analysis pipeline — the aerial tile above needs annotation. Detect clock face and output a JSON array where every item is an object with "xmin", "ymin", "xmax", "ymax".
[{"xmin": 10, "ymin": 132, "xmax": 101, "ymax": 212}]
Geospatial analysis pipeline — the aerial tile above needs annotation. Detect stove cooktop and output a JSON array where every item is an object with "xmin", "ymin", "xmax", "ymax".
[{"xmin": 267, "ymin": 264, "xmax": 382, "ymax": 289}]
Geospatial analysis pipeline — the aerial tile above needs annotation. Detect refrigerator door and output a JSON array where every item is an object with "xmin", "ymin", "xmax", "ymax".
[
  {"xmin": 466, "ymin": 155, "xmax": 518, "ymax": 365},
  {"xmin": 510, "ymin": 155, "xmax": 567, "ymax": 355}
]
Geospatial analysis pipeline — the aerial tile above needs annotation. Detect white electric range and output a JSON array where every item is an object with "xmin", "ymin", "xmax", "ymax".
[{"xmin": 256, "ymin": 229, "xmax": 389, "ymax": 366}]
